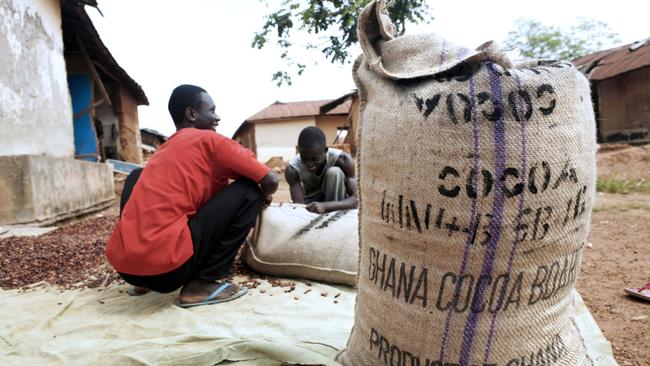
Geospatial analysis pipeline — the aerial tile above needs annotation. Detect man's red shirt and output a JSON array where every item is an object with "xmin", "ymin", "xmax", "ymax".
[{"xmin": 106, "ymin": 128, "xmax": 270, "ymax": 275}]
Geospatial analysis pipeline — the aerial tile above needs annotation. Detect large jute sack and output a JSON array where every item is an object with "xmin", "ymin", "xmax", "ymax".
[
  {"xmin": 337, "ymin": 1, "xmax": 597, "ymax": 365},
  {"xmin": 243, "ymin": 203, "xmax": 358, "ymax": 286}
]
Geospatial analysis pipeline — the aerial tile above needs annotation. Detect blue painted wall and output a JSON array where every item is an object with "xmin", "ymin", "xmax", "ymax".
[{"xmin": 68, "ymin": 74, "xmax": 98, "ymax": 161}]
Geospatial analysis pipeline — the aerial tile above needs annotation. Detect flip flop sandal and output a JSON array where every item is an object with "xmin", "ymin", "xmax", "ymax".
[
  {"xmin": 176, "ymin": 283, "xmax": 248, "ymax": 308},
  {"xmin": 624, "ymin": 282, "xmax": 650, "ymax": 302}
]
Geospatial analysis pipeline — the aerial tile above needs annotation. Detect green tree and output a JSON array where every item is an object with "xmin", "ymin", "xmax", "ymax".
[
  {"xmin": 503, "ymin": 17, "xmax": 620, "ymax": 60},
  {"xmin": 252, "ymin": 0, "xmax": 431, "ymax": 86}
]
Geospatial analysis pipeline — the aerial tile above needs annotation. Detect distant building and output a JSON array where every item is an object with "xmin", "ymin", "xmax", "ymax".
[
  {"xmin": 140, "ymin": 128, "xmax": 167, "ymax": 162},
  {"xmin": 61, "ymin": 0, "xmax": 149, "ymax": 163},
  {"xmin": 0, "ymin": 0, "xmax": 147, "ymax": 225},
  {"xmin": 140, "ymin": 128, "xmax": 167, "ymax": 149},
  {"xmin": 573, "ymin": 38, "xmax": 650, "ymax": 144},
  {"xmin": 320, "ymin": 92, "xmax": 359, "ymax": 157},
  {"xmin": 232, "ymin": 95, "xmax": 353, "ymax": 163}
]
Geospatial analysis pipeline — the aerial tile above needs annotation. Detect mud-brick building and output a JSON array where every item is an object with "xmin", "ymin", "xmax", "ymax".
[
  {"xmin": 232, "ymin": 95, "xmax": 354, "ymax": 163},
  {"xmin": 574, "ymin": 38, "xmax": 650, "ymax": 143},
  {"xmin": 0, "ymin": 0, "xmax": 148, "ymax": 225}
]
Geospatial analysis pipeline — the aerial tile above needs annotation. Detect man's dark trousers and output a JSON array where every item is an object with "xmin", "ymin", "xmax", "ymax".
[{"xmin": 118, "ymin": 168, "xmax": 264, "ymax": 293}]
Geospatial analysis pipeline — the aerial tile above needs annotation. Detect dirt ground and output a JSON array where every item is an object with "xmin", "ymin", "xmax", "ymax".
[
  {"xmin": 578, "ymin": 192, "xmax": 650, "ymax": 366},
  {"xmin": 1, "ymin": 145, "xmax": 649, "ymax": 365},
  {"xmin": 597, "ymin": 143, "xmax": 650, "ymax": 182},
  {"xmin": 576, "ymin": 144, "xmax": 650, "ymax": 366}
]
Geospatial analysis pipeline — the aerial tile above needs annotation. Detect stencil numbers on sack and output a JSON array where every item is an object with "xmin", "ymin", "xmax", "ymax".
[
  {"xmin": 412, "ymin": 84, "xmax": 556, "ymax": 123},
  {"xmin": 379, "ymin": 193, "xmax": 582, "ymax": 246},
  {"xmin": 379, "ymin": 161, "xmax": 588, "ymax": 244}
]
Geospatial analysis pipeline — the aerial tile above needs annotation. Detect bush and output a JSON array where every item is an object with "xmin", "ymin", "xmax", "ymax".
[{"xmin": 596, "ymin": 178, "xmax": 650, "ymax": 194}]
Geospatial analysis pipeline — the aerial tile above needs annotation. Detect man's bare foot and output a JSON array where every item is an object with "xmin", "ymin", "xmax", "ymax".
[
  {"xmin": 178, "ymin": 279, "xmax": 243, "ymax": 305},
  {"xmin": 127, "ymin": 286, "xmax": 151, "ymax": 296}
]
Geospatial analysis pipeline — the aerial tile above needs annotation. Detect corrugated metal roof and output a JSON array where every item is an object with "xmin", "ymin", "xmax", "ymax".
[
  {"xmin": 61, "ymin": 0, "xmax": 149, "ymax": 105},
  {"xmin": 245, "ymin": 99, "xmax": 351, "ymax": 122},
  {"xmin": 573, "ymin": 38, "xmax": 650, "ymax": 81},
  {"xmin": 320, "ymin": 91, "xmax": 356, "ymax": 114},
  {"xmin": 140, "ymin": 128, "xmax": 167, "ymax": 140},
  {"xmin": 232, "ymin": 98, "xmax": 352, "ymax": 139}
]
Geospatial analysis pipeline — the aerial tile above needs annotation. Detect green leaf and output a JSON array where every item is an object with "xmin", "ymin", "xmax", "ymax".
[
  {"xmin": 503, "ymin": 17, "xmax": 620, "ymax": 60},
  {"xmin": 253, "ymin": 0, "xmax": 432, "ymax": 86}
]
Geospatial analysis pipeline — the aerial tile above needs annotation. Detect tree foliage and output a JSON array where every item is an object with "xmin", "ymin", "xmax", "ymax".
[
  {"xmin": 503, "ymin": 17, "xmax": 620, "ymax": 60},
  {"xmin": 252, "ymin": 0, "xmax": 431, "ymax": 86}
]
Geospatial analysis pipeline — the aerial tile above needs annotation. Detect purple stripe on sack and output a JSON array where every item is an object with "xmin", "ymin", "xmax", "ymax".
[
  {"xmin": 438, "ymin": 75, "xmax": 481, "ymax": 363},
  {"xmin": 482, "ymin": 74, "xmax": 528, "ymax": 364},
  {"xmin": 440, "ymin": 39, "xmax": 448, "ymax": 65},
  {"xmin": 459, "ymin": 63, "xmax": 507, "ymax": 366},
  {"xmin": 458, "ymin": 47, "xmax": 470, "ymax": 59}
]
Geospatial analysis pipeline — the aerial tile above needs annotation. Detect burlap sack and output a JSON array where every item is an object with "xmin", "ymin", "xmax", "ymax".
[
  {"xmin": 243, "ymin": 203, "xmax": 358, "ymax": 286},
  {"xmin": 337, "ymin": 1, "xmax": 597, "ymax": 365}
]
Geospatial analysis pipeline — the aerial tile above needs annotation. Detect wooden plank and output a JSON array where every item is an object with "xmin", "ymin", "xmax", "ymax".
[
  {"xmin": 73, "ymin": 100, "xmax": 106, "ymax": 120},
  {"xmin": 76, "ymin": 34, "xmax": 112, "ymax": 106}
]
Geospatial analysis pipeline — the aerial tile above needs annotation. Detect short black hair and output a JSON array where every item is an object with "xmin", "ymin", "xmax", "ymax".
[
  {"xmin": 298, "ymin": 126, "xmax": 326, "ymax": 149},
  {"xmin": 168, "ymin": 84, "xmax": 207, "ymax": 125}
]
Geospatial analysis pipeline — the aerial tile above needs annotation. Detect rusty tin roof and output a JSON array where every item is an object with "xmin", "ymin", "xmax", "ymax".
[{"xmin": 573, "ymin": 38, "xmax": 650, "ymax": 81}]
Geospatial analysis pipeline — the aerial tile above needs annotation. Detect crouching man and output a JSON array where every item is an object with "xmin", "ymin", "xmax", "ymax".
[
  {"xmin": 106, "ymin": 84, "xmax": 278, "ymax": 308},
  {"xmin": 285, "ymin": 126, "xmax": 357, "ymax": 214}
]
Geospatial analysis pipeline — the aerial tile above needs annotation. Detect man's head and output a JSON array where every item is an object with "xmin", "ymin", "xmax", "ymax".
[
  {"xmin": 297, "ymin": 126, "xmax": 328, "ymax": 173},
  {"xmin": 168, "ymin": 84, "xmax": 220, "ymax": 131}
]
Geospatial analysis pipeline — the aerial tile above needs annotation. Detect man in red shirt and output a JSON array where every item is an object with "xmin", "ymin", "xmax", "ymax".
[{"xmin": 106, "ymin": 84, "xmax": 278, "ymax": 307}]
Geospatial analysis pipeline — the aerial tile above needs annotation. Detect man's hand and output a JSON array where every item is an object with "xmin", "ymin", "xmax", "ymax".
[
  {"xmin": 263, "ymin": 194, "xmax": 273, "ymax": 208},
  {"xmin": 259, "ymin": 172, "xmax": 279, "ymax": 196},
  {"xmin": 306, "ymin": 202, "xmax": 327, "ymax": 214}
]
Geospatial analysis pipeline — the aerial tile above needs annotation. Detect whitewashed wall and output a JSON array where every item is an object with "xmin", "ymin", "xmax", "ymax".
[
  {"xmin": 0, "ymin": 0, "xmax": 74, "ymax": 157},
  {"xmin": 254, "ymin": 117, "xmax": 315, "ymax": 163}
]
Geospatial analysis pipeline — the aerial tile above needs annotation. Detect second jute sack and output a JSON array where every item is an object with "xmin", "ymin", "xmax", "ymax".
[
  {"xmin": 243, "ymin": 203, "xmax": 358, "ymax": 286},
  {"xmin": 337, "ymin": 1, "xmax": 597, "ymax": 365}
]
